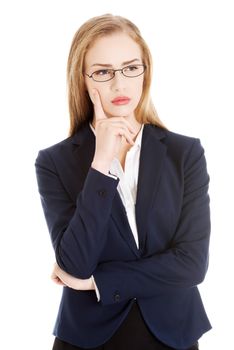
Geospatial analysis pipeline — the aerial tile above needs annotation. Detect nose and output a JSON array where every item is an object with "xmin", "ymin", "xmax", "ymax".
[{"xmin": 110, "ymin": 71, "xmax": 126, "ymax": 91}]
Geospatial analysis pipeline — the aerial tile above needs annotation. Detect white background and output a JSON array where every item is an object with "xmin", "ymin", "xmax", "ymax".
[{"xmin": 0, "ymin": 1, "xmax": 233, "ymax": 349}]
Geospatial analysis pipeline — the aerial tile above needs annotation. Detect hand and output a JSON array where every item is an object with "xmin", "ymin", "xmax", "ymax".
[
  {"xmin": 51, "ymin": 263, "xmax": 95, "ymax": 291},
  {"xmin": 91, "ymin": 89, "xmax": 137, "ymax": 175}
]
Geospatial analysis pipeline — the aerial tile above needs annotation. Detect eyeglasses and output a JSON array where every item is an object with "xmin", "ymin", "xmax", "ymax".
[{"xmin": 85, "ymin": 64, "xmax": 146, "ymax": 82}]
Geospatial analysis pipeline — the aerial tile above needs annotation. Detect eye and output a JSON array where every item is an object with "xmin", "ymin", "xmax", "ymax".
[
  {"xmin": 124, "ymin": 65, "xmax": 140, "ymax": 72},
  {"xmin": 93, "ymin": 69, "xmax": 111, "ymax": 77}
]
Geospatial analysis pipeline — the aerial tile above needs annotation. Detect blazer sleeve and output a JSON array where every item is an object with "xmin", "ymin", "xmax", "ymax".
[
  {"xmin": 35, "ymin": 149, "xmax": 119, "ymax": 278},
  {"xmin": 93, "ymin": 139, "xmax": 211, "ymax": 305}
]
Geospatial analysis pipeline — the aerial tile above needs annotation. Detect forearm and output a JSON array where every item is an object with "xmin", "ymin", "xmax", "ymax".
[
  {"xmin": 93, "ymin": 237, "xmax": 210, "ymax": 305},
  {"xmin": 52, "ymin": 231, "xmax": 209, "ymax": 304},
  {"xmin": 56, "ymin": 168, "xmax": 118, "ymax": 277},
  {"xmin": 36, "ymin": 150, "xmax": 119, "ymax": 279}
]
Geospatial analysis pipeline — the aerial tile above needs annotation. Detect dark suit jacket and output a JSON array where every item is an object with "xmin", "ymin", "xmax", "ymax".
[{"xmin": 35, "ymin": 123, "xmax": 211, "ymax": 349}]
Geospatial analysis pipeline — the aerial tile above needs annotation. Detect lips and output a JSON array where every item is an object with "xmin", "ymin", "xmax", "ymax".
[{"xmin": 111, "ymin": 96, "xmax": 131, "ymax": 105}]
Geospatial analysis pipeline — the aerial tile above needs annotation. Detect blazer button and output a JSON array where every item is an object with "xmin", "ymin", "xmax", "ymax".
[
  {"xmin": 98, "ymin": 189, "xmax": 106, "ymax": 197},
  {"xmin": 114, "ymin": 292, "xmax": 121, "ymax": 302}
]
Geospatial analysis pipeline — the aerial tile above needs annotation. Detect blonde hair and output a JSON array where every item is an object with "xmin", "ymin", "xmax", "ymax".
[{"xmin": 67, "ymin": 14, "xmax": 166, "ymax": 136}]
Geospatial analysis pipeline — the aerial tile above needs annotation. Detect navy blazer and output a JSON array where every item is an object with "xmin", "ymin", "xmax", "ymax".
[{"xmin": 35, "ymin": 123, "xmax": 211, "ymax": 349}]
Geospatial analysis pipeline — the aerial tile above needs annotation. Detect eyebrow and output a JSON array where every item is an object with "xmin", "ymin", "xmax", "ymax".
[{"xmin": 91, "ymin": 58, "xmax": 141, "ymax": 68}]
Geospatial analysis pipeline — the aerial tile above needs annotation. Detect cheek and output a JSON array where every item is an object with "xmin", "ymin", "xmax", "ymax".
[
  {"xmin": 133, "ymin": 79, "xmax": 144, "ymax": 102},
  {"xmin": 84, "ymin": 79, "xmax": 93, "ymax": 97}
]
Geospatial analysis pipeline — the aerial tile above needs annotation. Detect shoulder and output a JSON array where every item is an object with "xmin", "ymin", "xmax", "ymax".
[
  {"xmin": 165, "ymin": 128, "xmax": 202, "ymax": 156},
  {"xmin": 146, "ymin": 124, "xmax": 202, "ymax": 149},
  {"xmin": 35, "ymin": 135, "xmax": 74, "ymax": 168},
  {"xmin": 35, "ymin": 124, "xmax": 92, "ymax": 167},
  {"xmin": 145, "ymin": 124, "xmax": 206, "ymax": 165},
  {"xmin": 38, "ymin": 135, "xmax": 73, "ymax": 156}
]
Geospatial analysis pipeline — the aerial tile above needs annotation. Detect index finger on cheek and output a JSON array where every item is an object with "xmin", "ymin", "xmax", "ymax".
[{"xmin": 92, "ymin": 89, "xmax": 107, "ymax": 121}]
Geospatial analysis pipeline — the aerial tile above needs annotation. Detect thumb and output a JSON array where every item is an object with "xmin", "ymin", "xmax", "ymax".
[{"xmin": 91, "ymin": 89, "xmax": 107, "ymax": 121}]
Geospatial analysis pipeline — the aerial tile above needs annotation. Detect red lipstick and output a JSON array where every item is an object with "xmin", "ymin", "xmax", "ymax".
[{"xmin": 111, "ymin": 96, "xmax": 131, "ymax": 105}]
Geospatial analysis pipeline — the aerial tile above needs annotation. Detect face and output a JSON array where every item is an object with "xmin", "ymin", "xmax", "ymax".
[{"xmin": 84, "ymin": 33, "xmax": 144, "ymax": 122}]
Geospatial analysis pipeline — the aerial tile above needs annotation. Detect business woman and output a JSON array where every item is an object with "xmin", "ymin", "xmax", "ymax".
[{"xmin": 35, "ymin": 14, "xmax": 211, "ymax": 350}]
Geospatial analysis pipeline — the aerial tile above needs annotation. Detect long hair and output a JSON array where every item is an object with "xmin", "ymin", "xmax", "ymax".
[{"xmin": 67, "ymin": 14, "xmax": 166, "ymax": 136}]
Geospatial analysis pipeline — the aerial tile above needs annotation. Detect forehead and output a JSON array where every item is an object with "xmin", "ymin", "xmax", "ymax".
[{"xmin": 85, "ymin": 33, "xmax": 142, "ymax": 66}]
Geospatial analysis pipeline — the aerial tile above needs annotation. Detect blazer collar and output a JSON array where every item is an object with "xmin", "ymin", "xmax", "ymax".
[
  {"xmin": 68, "ymin": 124, "xmax": 96, "ymax": 198},
  {"xmin": 135, "ymin": 124, "xmax": 167, "ymax": 253},
  {"xmin": 71, "ymin": 123, "xmax": 95, "ymax": 146}
]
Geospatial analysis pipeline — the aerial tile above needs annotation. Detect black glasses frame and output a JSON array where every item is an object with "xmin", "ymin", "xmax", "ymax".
[{"xmin": 85, "ymin": 64, "xmax": 146, "ymax": 82}]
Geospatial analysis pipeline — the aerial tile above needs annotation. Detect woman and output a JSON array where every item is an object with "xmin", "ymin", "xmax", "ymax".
[{"xmin": 35, "ymin": 14, "xmax": 211, "ymax": 350}]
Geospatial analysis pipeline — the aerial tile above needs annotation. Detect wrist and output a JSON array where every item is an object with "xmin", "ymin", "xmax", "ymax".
[
  {"xmin": 84, "ymin": 277, "xmax": 95, "ymax": 290},
  {"xmin": 73, "ymin": 277, "xmax": 94, "ymax": 291},
  {"xmin": 91, "ymin": 160, "xmax": 111, "ymax": 175}
]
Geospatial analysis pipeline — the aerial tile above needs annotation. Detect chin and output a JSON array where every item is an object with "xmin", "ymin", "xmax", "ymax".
[{"xmin": 106, "ymin": 107, "xmax": 134, "ymax": 118}]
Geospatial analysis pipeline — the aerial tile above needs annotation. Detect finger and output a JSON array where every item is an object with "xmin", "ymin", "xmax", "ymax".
[
  {"xmin": 112, "ymin": 125, "xmax": 135, "ymax": 145},
  {"xmin": 51, "ymin": 272, "xmax": 66, "ymax": 286},
  {"xmin": 122, "ymin": 118, "xmax": 139, "ymax": 135},
  {"xmin": 119, "ymin": 129, "xmax": 135, "ymax": 146},
  {"xmin": 107, "ymin": 119, "xmax": 137, "ymax": 135},
  {"xmin": 54, "ymin": 267, "xmax": 73, "ymax": 287},
  {"xmin": 54, "ymin": 277, "xmax": 66, "ymax": 286},
  {"xmin": 51, "ymin": 264, "xmax": 64, "ymax": 280},
  {"xmin": 92, "ymin": 89, "xmax": 107, "ymax": 121}
]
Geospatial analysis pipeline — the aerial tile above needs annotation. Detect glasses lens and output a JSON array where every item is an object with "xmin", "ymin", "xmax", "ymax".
[
  {"xmin": 92, "ymin": 69, "xmax": 114, "ymax": 82},
  {"xmin": 123, "ymin": 65, "xmax": 145, "ymax": 77}
]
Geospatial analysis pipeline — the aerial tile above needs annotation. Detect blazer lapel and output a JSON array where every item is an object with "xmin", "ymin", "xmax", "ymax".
[
  {"xmin": 135, "ymin": 125, "xmax": 167, "ymax": 253},
  {"xmin": 69, "ymin": 124, "xmax": 96, "ymax": 200},
  {"xmin": 111, "ymin": 193, "xmax": 141, "ymax": 257}
]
